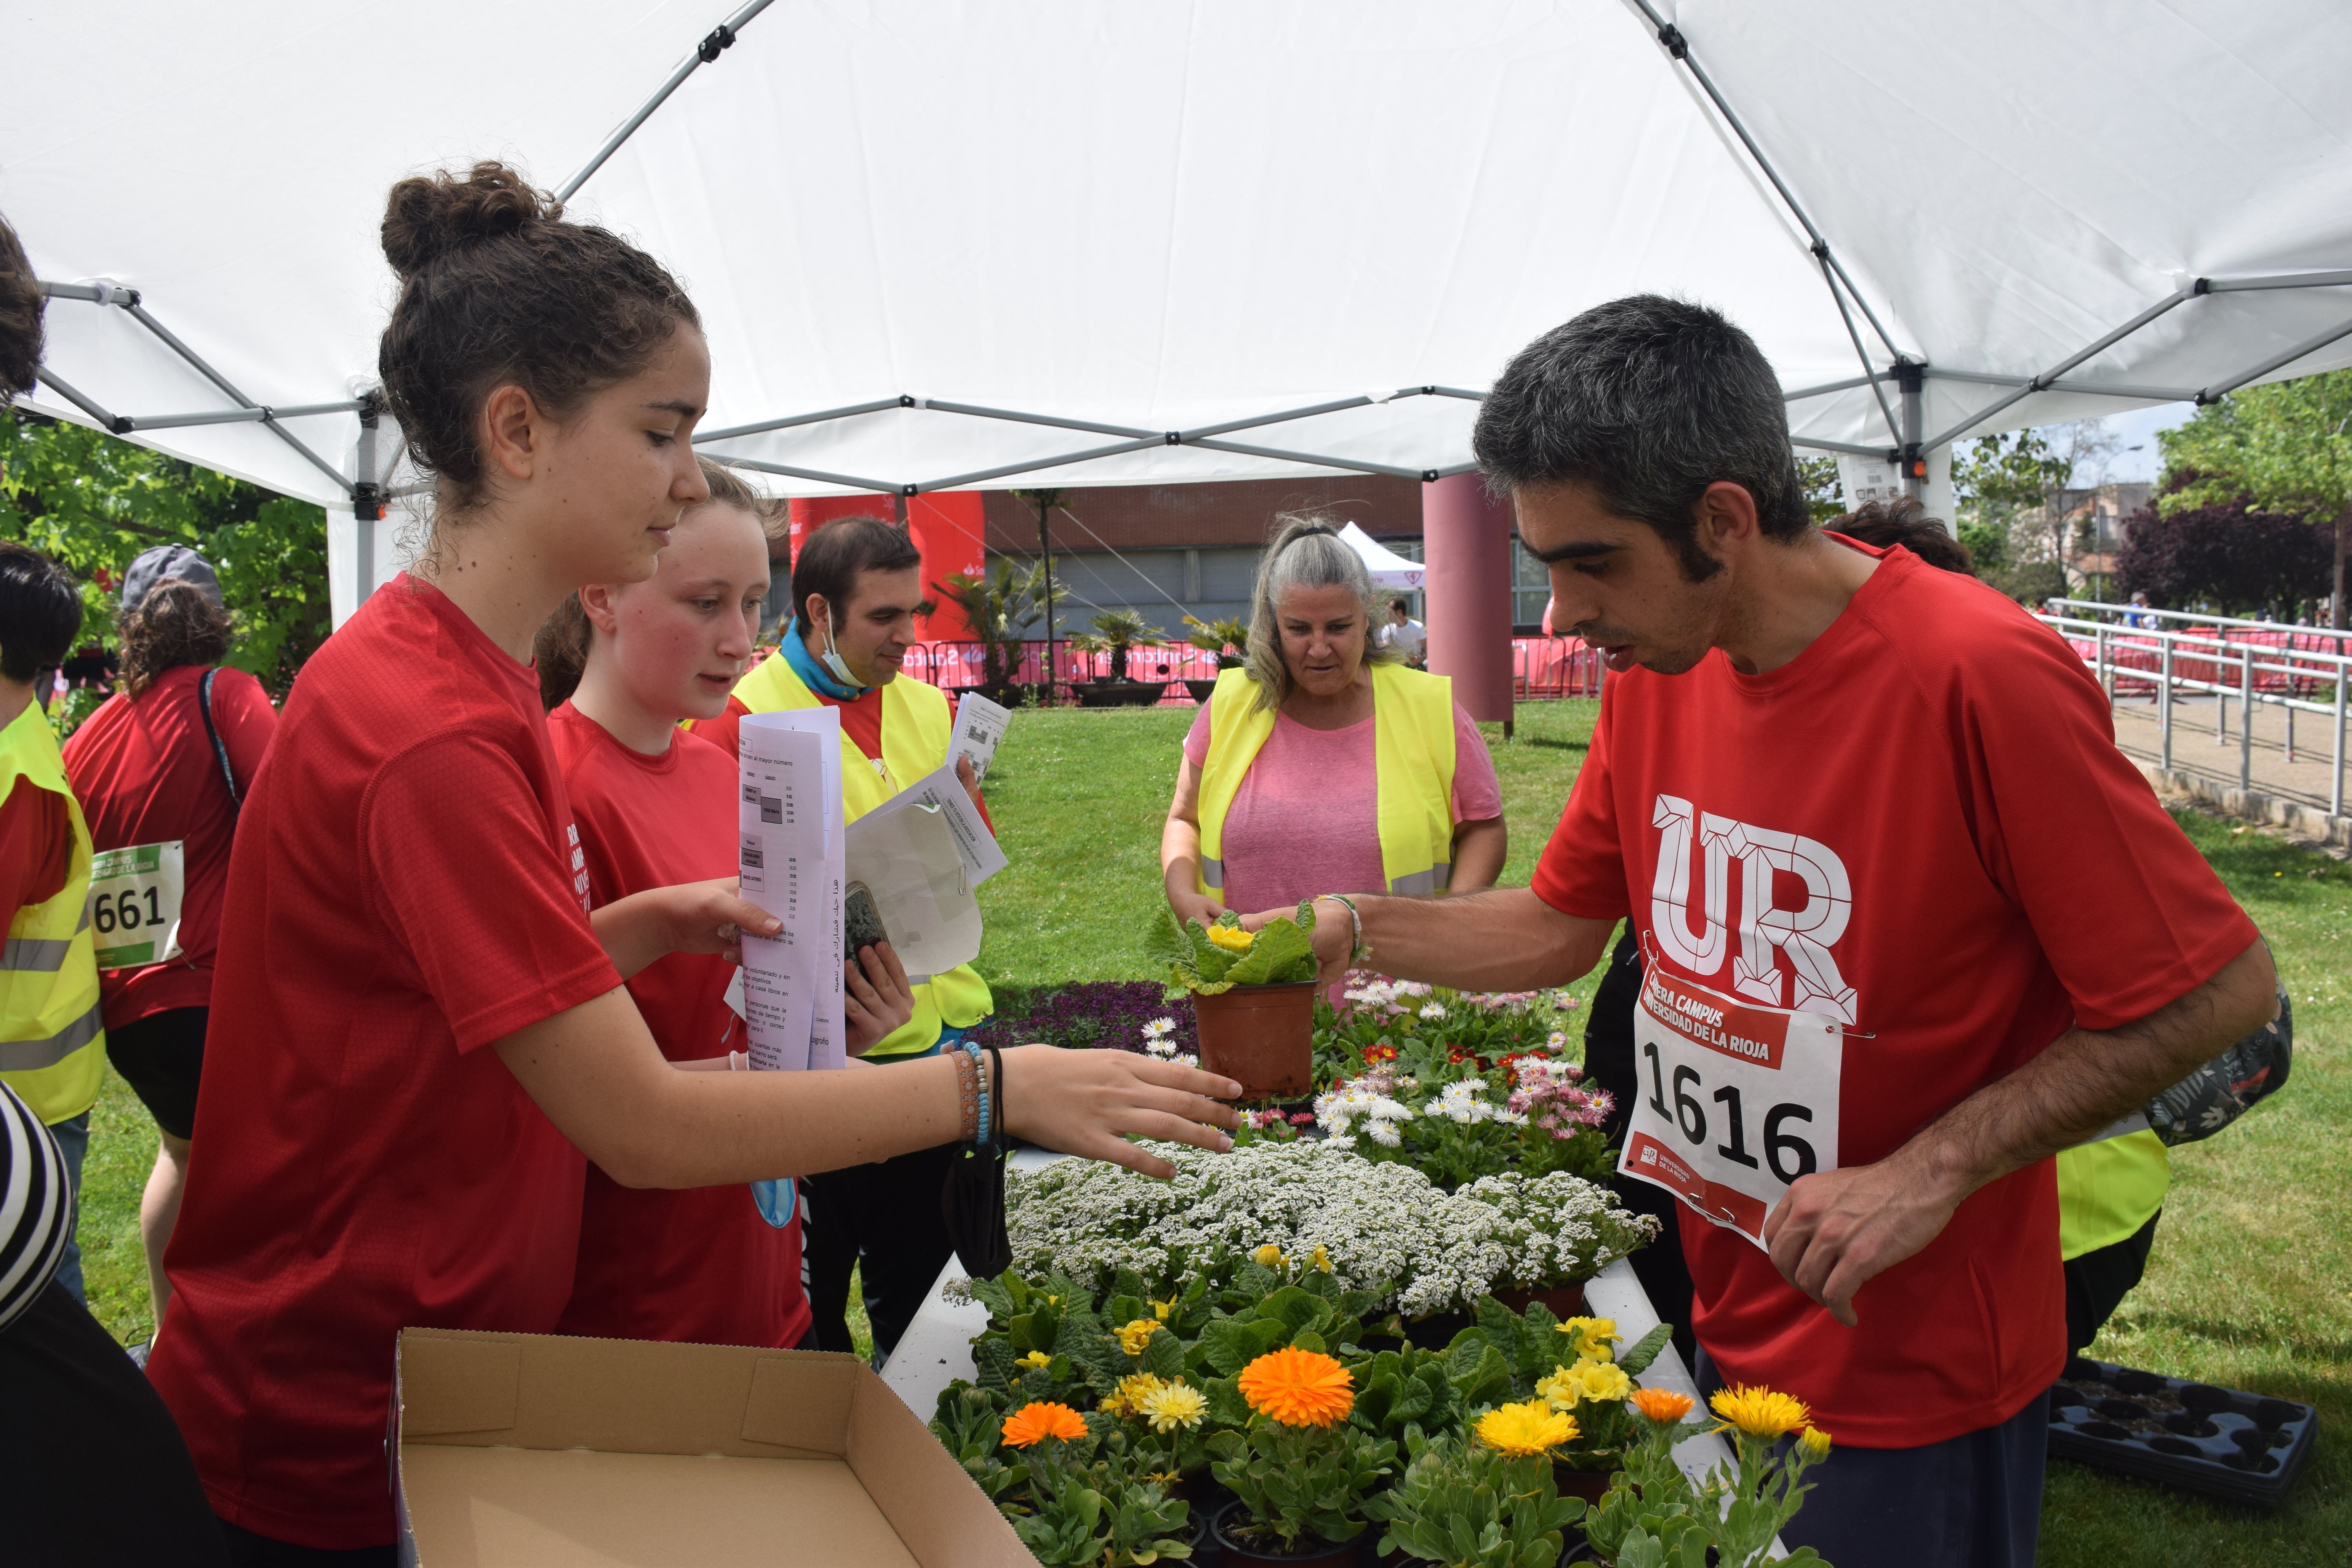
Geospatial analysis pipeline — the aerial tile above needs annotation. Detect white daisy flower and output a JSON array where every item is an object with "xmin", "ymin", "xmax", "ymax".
[{"xmin": 1419, "ymin": 1002, "xmax": 1448, "ymax": 1020}]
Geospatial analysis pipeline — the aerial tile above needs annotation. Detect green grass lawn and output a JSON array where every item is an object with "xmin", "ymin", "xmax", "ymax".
[{"xmin": 73, "ymin": 698, "xmax": 2348, "ymax": 1559}]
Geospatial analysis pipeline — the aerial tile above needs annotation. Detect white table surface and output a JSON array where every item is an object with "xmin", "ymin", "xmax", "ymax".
[{"xmin": 882, "ymin": 1147, "xmax": 1771, "ymax": 1549}]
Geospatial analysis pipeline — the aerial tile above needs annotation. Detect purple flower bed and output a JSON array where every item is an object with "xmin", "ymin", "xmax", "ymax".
[{"xmin": 973, "ymin": 980, "xmax": 1197, "ymax": 1056}]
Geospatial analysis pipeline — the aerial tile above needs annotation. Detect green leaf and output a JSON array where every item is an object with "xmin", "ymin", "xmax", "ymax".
[
  {"xmin": 1618, "ymin": 1322, "xmax": 1675, "ymax": 1379},
  {"xmin": 1218, "ymin": 911, "xmax": 1316, "ymax": 987}
]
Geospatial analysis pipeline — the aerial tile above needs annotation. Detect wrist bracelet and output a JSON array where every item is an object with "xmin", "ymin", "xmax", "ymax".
[
  {"xmin": 957, "ymin": 1036, "xmax": 993, "ymax": 1147},
  {"xmin": 728, "ymin": 1050, "xmax": 749, "ymax": 1073},
  {"xmin": 1319, "ymin": 893, "xmax": 1369, "ymax": 965},
  {"xmin": 950, "ymin": 1044, "xmax": 980, "ymax": 1142}
]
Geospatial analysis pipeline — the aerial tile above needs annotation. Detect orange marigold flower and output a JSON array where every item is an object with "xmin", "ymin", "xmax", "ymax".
[
  {"xmin": 1628, "ymin": 1387, "xmax": 1695, "ymax": 1425},
  {"xmin": 1237, "ymin": 1346, "xmax": 1355, "ymax": 1428},
  {"xmin": 1001, "ymin": 1401, "xmax": 1089, "ymax": 1448}
]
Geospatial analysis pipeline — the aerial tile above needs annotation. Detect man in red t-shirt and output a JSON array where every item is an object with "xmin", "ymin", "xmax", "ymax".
[{"xmin": 1268, "ymin": 298, "xmax": 2272, "ymax": 1568}]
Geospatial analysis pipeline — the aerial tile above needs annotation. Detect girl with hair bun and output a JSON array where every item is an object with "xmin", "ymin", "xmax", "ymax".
[{"xmin": 148, "ymin": 163, "xmax": 1240, "ymax": 1562}]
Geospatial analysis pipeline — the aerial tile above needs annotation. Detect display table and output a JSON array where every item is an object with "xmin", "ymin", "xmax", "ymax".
[{"xmin": 882, "ymin": 1150, "xmax": 1746, "ymax": 1494}]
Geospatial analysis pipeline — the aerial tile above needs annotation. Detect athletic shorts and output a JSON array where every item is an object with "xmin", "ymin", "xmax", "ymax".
[{"xmin": 105, "ymin": 1006, "xmax": 208, "ymax": 1140}]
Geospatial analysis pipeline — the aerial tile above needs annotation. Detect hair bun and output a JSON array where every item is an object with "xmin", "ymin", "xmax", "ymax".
[{"xmin": 381, "ymin": 162, "xmax": 561, "ymax": 279}]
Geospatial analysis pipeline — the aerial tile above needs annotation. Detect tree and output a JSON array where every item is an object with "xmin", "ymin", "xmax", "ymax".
[
  {"xmin": 1795, "ymin": 455, "xmax": 1844, "ymax": 524},
  {"xmin": 933, "ymin": 558, "xmax": 1063, "ymax": 687},
  {"xmin": 0, "ymin": 410, "xmax": 330, "ymax": 698},
  {"xmin": 1954, "ymin": 427, "xmax": 2074, "ymax": 603},
  {"xmin": 2116, "ymin": 483, "xmax": 2334, "ymax": 617},
  {"xmin": 2160, "ymin": 368, "xmax": 2352, "ymax": 626}
]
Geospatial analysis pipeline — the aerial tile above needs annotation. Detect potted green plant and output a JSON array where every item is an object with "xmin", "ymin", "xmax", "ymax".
[
  {"xmin": 934, "ymin": 558, "xmax": 1063, "ymax": 707},
  {"xmin": 1071, "ymin": 608, "xmax": 1170, "ymax": 706},
  {"xmin": 1579, "ymin": 1385, "xmax": 1835, "ymax": 1568},
  {"xmin": 1438, "ymin": 1300, "xmax": 1673, "ymax": 1498},
  {"xmin": 1149, "ymin": 904, "xmax": 1321, "ymax": 1096},
  {"xmin": 1205, "ymin": 1347, "xmax": 1396, "ymax": 1563},
  {"xmin": 1182, "ymin": 613, "xmax": 1250, "ymax": 700},
  {"xmin": 1371, "ymin": 1429, "xmax": 1586, "ymax": 1568}
]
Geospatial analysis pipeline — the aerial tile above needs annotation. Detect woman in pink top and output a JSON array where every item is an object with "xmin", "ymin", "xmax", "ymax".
[{"xmin": 1161, "ymin": 513, "xmax": 1504, "ymax": 926}]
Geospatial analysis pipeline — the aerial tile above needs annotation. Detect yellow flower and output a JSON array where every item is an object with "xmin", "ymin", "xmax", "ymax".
[
  {"xmin": 1477, "ymin": 1399, "xmax": 1578, "ymax": 1457},
  {"xmin": 1117, "ymin": 1318, "xmax": 1162, "ymax": 1356},
  {"xmin": 1310, "ymin": 1244, "xmax": 1334, "ymax": 1274},
  {"xmin": 1238, "ymin": 1347, "xmax": 1355, "ymax": 1428},
  {"xmin": 1207, "ymin": 923, "xmax": 1256, "ymax": 953},
  {"xmin": 1102, "ymin": 1371, "xmax": 1166, "ymax": 1418},
  {"xmin": 1253, "ymin": 1244, "xmax": 1287, "ymax": 1269},
  {"xmin": 1138, "ymin": 1381, "xmax": 1209, "ymax": 1433},
  {"xmin": 1799, "ymin": 1425, "xmax": 1833, "ymax": 1460},
  {"xmin": 1002, "ymin": 1402, "xmax": 1089, "ymax": 1447},
  {"xmin": 1534, "ymin": 1366, "xmax": 1581, "ymax": 1412},
  {"xmin": 1574, "ymin": 1360, "xmax": 1632, "ymax": 1404},
  {"xmin": 1628, "ymin": 1387, "xmax": 1695, "ymax": 1425},
  {"xmin": 1016, "ymin": 1350, "xmax": 1053, "ymax": 1370},
  {"xmin": 1554, "ymin": 1317, "xmax": 1620, "ymax": 1361},
  {"xmin": 1710, "ymin": 1384, "xmax": 1814, "ymax": 1441},
  {"xmin": 1151, "ymin": 1297, "xmax": 1178, "ymax": 1322}
]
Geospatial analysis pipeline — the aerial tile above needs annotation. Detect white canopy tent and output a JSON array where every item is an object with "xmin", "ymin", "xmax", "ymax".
[
  {"xmin": 1337, "ymin": 523, "xmax": 1428, "ymax": 593},
  {"xmin": 5, "ymin": 0, "xmax": 2349, "ymax": 620}
]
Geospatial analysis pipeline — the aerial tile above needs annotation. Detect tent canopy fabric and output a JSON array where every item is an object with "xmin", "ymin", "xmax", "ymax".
[
  {"xmin": 1338, "ymin": 523, "xmax": 1428, "ymax": 592},
  {"xmin": 5, "ymin": 0, "xmax": 2350, "ymax": 517}
]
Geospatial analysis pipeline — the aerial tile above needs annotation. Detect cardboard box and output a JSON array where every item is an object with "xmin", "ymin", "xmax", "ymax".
[{"xmin": 393, "ymin": 1328, "xmax": 1030, "ymax": 1567}]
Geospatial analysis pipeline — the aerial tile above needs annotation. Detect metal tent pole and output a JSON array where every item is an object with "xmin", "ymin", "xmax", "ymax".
[
  {"xmin": 556, "ymin": 0, "xmax": 777, "ymax": 202},
  {"xmin": 1036, "ymin": 494, "xmax": 1057, "ymax": 708},
  {"xmin": 2334, "ymin": 670, "xmax": 2347, "ymax": 818}
]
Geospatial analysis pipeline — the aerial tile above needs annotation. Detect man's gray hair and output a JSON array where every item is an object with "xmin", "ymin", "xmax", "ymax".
[
  {"xmin": 1471, "ymin": 294, "xmax": 1810, "ymax": 581},
  {"xmin": 1243, "ymin": 511, "xmax": 1400, "ymax": 711}
]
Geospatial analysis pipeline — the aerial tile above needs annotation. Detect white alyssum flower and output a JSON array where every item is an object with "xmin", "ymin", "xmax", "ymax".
[{"xmin": 997, "ymin": 1139, "xmax": 1657, "ymax": 1318}]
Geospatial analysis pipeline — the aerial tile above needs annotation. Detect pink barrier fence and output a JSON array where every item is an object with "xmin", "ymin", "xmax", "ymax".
[
  {"xmin": 2062, "ymin": 628, "xmax": 2345, "ymax": 699},
  {"xmin": 865, "ymin": 637, "xmax": 1608, "ymax": 702}
]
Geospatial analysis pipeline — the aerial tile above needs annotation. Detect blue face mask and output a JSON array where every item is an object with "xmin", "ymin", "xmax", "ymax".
[{"xmin": 780, "ymin": 613, "xmax": 871, "ymax": 700}]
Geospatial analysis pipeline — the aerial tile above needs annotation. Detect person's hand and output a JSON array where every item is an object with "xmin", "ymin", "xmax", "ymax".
[
  {"xmin": 843, "ymin": 941, "xmax": 914, "ymax": 1053},
  {"xmin": 955, "ymin": 755, "xmax": 985, "ymax": 812},
  {"xmin": 1167, "ymin": 890, "xmax": 1227, "ymax": 927},
  {"xmin": 1241, "ymin": 898, "xmax": 1353, "ymax": 983},
  {"xmin": 593, "ymin": 877, "xmax": 783, "ymax": 977},
  {"xmin": 997, "ymin": 1044, "xmax": 1242, "ymax": 1179},
  {"xmin": 1760, "ymin": 1149, "xmax": 1965, "ymax": 1328}
]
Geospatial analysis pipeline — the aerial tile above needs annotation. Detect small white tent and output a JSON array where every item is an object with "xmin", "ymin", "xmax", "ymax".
[
  {"xmin": 1338, "ymin": 524, "xmax": 1428, "ymax": 593},
  {"xmin": 5, "ymin": 0, "xmax": 2349, "ymax": 615}
]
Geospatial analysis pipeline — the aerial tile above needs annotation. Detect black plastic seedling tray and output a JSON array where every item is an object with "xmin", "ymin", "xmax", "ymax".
[{"xmin": 2049, "ymin": 1356, "xmax": 2318, "ymax": 1508}]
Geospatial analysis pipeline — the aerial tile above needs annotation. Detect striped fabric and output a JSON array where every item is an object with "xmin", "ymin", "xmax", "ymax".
[{"xmin": 0, "ymin": 1080, "xmax": 70, "ymax": 1333}]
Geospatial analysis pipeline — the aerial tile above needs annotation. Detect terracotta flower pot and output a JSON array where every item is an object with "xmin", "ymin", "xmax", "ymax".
[
  {"xmin": 1192, "ymin": 981, "xmax": 1318, "ymax": 1098},
  {"xmin": 1210, "ymin": 1500, "xmax": 1369, "ymax": 1564}
]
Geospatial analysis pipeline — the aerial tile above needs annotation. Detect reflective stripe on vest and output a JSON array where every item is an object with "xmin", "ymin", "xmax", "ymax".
[
  {"xmin": 726, "ymin": 653, "xmax": 994, "ymax": 1054},
  {"xmin": 1196, "ymin": 662, "xmax": 1458, "ymax": 899},
  {"xmin": 0, "ymin": 702, "xmax": 107, "ymax": 1123}
]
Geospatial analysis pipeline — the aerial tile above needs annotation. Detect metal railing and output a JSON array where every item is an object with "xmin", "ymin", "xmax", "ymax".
[{"xmin": 2035, "ymin": 603, "xmax": 2350, "ymax": 816}]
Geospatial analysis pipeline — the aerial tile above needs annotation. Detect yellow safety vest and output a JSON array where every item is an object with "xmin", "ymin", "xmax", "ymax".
[
  {"xmin": 0, "ymin": 701, "xmax": 106, "ymax": 1123},
  {"xmin": 2056, "ymin": 1131, "xmax": 2171, "ymax": 1261},
  {"xmin": 725, "ymin": 653, "xmax": 993, "ymax": 1056},
  {"xmin": 1196, "ymin": 662, "xmax": 1458, "ymax": 899}
]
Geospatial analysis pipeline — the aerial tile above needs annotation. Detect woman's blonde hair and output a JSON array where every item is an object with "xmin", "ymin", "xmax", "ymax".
[
  {"xmin": 532, "ymin": 456, "xmax": 766, "ymax": 710},
  {"xmin": 1242, "ymin": 511, "xmax": 1399, "ymax": 711}
]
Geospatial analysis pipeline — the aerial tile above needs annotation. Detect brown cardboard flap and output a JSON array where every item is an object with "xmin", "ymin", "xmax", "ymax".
[
  {"xmin": 739, "ymin": 1356, "xmax": 856, "ymax": 1452},
  {"xmin": 844, "ymin": 1372, "xmax": 1034, "ymax": 1567},
  {"xmin": 402, "ymin": 1336, "xmax": 522, "ymax": 1437}
]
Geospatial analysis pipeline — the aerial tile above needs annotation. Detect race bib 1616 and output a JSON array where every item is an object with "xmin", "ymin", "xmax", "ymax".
[{"xmin": 1619, "ymin": 959, "xmax": 1843, "ymax": 1249}]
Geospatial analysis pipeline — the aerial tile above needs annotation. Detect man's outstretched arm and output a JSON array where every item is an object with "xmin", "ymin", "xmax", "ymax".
[
  {"xmin": 1765, "ymin": 936, "xmax": 2276, "ymax": 1327},
  {"xmin": 1250, "ymin": 886, "xmax": 1617, "ymax": 994}
]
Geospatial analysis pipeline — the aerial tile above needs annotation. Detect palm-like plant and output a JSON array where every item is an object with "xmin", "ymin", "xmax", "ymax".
[
  {"xmin": 934, "ymin": 560, "xmax": 1065, "ymax": 687},
  {"xmin": 1068, "ymin": 608, "xmax": 1166, "ymax": 681},
  {"xmin": 1183, "ymin": 613, "xmax": 1251, "ymax": 668}
]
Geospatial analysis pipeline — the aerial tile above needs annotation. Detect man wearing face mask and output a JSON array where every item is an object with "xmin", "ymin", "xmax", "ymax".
[{"xmin": 696, "ymin": 514, "xmax": 991, "ymax": 1363}]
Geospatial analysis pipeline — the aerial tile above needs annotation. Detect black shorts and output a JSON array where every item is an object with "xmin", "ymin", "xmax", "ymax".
[{"xmin": 105, "ymin": 1006, "xmax": 208, "ymax": 1140}]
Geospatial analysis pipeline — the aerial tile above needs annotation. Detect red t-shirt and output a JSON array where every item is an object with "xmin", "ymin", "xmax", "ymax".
[
  {"xmin": 62, "ymin": 665, "xmax": 277, "ymax": 1028},
  {"xmin": 1531, "ymin": 543, "xmax": 2256, "ymax": 1447},
  {"xmin": 545, "ymin": 703, "xmax": 811, "ymax": 1350},
  {"xmin": 147, "ymin": 578, "xmax": 621, "ymax": 1549}
]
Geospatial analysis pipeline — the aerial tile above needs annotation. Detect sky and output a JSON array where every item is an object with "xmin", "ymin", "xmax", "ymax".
[{"xmin": 2041, "ymin": 400, "xmax": 2195, "ymax": 486}]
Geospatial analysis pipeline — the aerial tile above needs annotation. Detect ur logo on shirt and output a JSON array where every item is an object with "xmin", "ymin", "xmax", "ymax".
[{"xmin": 1648, "ymin": 795, "xmax": 1858, "ymax": 1024}]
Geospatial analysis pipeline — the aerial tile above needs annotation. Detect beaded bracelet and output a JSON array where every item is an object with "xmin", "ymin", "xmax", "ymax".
[
  {"xmin": 1318, "ymin": 893, "xmax": 1370, "ymax": 965},
  {"xmin": 958, "ymin": 1036, "xmax": 994, "ymax": 1147},
  {"xmin": 949, "ymin": 1042, "xmax": 980, "ymax": 1142}
]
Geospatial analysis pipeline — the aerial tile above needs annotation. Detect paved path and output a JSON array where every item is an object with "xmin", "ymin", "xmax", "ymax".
[{"xmin": 2109, "ymin": 695, "xmax": 2348, "ymax": 818}]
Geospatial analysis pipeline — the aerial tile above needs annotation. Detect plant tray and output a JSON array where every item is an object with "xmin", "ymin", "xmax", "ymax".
[{"xmin": 2047, "ymin": 1356, "xmax": 2318, "ymax": 1508}]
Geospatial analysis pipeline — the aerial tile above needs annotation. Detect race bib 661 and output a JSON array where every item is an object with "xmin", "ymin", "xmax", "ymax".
[{"xmin": 1620, "ymin": 960, "xmax": 1843, "ymax": 1248}]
